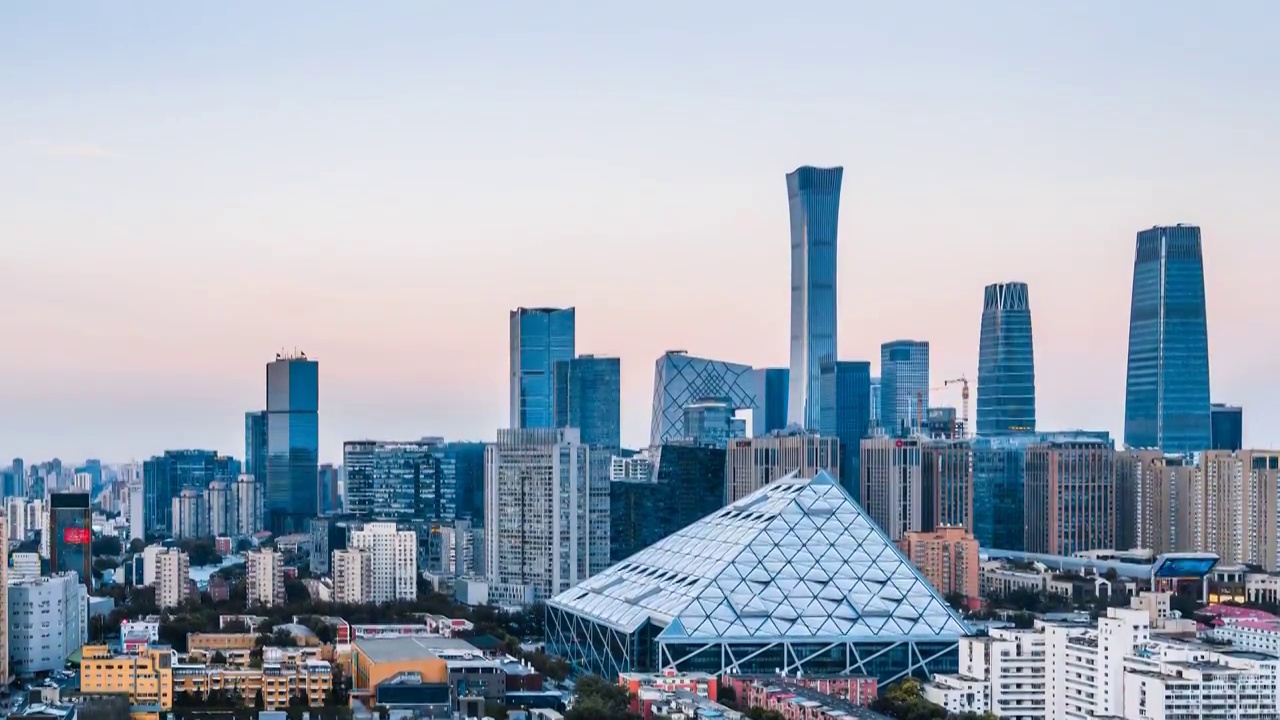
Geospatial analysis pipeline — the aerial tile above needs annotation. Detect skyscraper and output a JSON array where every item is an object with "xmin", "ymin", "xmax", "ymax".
[
  {"xmin": 753, "ymin": 367, "xmax": 790, "ymax": 435},
  {"xmin": 976, "ymin": 282, "xmax": 1036, "ymax": 435},
  {"xmin": 880, "ymin": 340, "xmax": 930, "ymax": 436},
  {"xmin": 1123, "ymin": 225, "xmax": 1211, "ymax": 452},
  {"xmin": 650, "ymin": 351, "xmax": 758, "ymax": 444},
  {"xmin": 265, "ymin": 354, "xmax": 320, "ymax": 534},
  {"xmin": 510, "ymin": 307, "xmax": 576, "ymax": 430},
  {"xmin": 608, "ymin": 444, "xmax": 727, "ymax": 563},
  {"xmin": 1210, "ymin": 403, "xmax": 1243, "ymax": 451},
  {"xmin": 787, "ymin": 165, "xmax": 843, "ymax": 430},
  {"xmin": 245, "ymin": 411, "xmax": 268, "ymax": 483},
  {"xmin": 818, "ymin": 360, "xmax": 872, "ymax": 498},
  {"xmin": 49, "ymin": 492, "xmax": 92, "ymax": 591},
  {"xmin": 552, "ymin": 355, "xmax": 621, "ymax": 449},
  {"xmin": 343, "ymin": 440, "xmax": 442, "ymax": 521},
  {"xmin": 1024, "ymin": 438, "xmax": 1116, "ymax": 556}
]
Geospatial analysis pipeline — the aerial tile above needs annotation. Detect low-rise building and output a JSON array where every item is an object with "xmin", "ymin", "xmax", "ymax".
[
  {"xmin": 79, "ymin": 644, "xmax": 175, "ymax": 710},
  {"xmin": 171, "ymin": 658, "xmax": 333, "ymax": 709}
]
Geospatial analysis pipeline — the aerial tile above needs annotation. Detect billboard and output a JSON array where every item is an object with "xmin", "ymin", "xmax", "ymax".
[
  {"xmin": 1153, "ymin": 553, "xmax": 1219, "ymax": 579},
  {"xmin": 63, "ymin": 527, "xmax": 91, "ymax": 544}
]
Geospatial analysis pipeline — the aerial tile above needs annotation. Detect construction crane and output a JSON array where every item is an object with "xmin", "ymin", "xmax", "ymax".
[{"xmin": 941, "ymin": 376, "xmax": 970, "ymax": 438}]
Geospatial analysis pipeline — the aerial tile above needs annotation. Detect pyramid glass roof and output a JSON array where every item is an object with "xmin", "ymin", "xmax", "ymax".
[{"xmin": 548, "ymin": 470, "xmax": 969, "ymax": 642}]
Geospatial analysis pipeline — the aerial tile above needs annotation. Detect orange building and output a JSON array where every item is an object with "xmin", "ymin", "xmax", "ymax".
[
  {"xmin": 171, "ymin": 659, "xmax": 332, "ymax": 709},
  {"xmin": 618, "ymin": 669, "xmax": 718, "ymax": 702},
  {"xmin": 896, "ymin": 526, "xmax": 979, "ymax": 601},
  {"xmin": 79, "ymin": 644, "xmax": 175, "ymax": 711},
  {"xmin": 351, "ymin": 638, "xmax": 450, "ymax": 691}
]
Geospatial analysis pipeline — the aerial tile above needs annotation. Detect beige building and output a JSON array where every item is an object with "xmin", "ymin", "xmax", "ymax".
[
  {"xmin": 898, "ymin": 526, "xmax": 979, "ymax": 600},
  {"xmin": 1024, "ymin": 439, "xmax": 1115, "ymax": 556},
  {"xmin": 1190, "ymin": 450, "xmax": 1280, "ymax": 569},
  {"xmin": 80, "ymin": 644, "xmax": 174, "ymax": 710},
  {"xmin": 350, "ymin": 522, "xmax": 418, "ymax": 605},
  {"xmin": 246, "ymin": 548, "xmax": 285, "ymax": 608},
  {"xmin": 332, "ymin": 548, "xmax": 373, "ymax": 604},
  {"xmin": 156, "ymin": 548, "xmax": 190, "ymax": 609},
  {"xmin": 1122, "ymin": 450, "xmax": 1196, "ymax": 556},
  {"xmin": 726, "ymin": 429, "xmax": 839, "ymax": 504},
  {"xmin": 860, "ymin": 436, "xmax": 923, "ymax": 541},
  {"xmin": 923, "ymin": 439, "xmax": 973, "ymax": 533}
]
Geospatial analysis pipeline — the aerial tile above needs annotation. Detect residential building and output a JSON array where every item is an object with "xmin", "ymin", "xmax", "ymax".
[
  {"xmin": 1190, "ymin": 450, "xmax": 1280, "ymax": 569},
  {"xmin": 234, "ymin": 473, "xmax": 261, "ymax": 535},
  {"xmin": 976, "ymin": 281, "xmax": 1037, "ymax": 435},
  {"xmin": 79, "ymin": 644, "xmax": 174, "ymax": 710},
  {"xmin": 818, "ymin": 360, "xmax": 872, "ymax": 498},
  {"xmin": 610, "ymin": 443, "xmax": 726, "ymax": 562},
  {"xmin": 1024, "ymin": 438, "xmax": 1116, "ymax": 555},
  {"xmin": 897, "ymin": 527, "xmax": 980, "ymax": 600},
  {"xmin": 156, "ymin": 547, "xmax": 190, "ymax": 608},
  {"xmin": 1123, "ymin": 224, "xmax": 1211, "ymax": 452},
  {"xmin": 349, "ymin": 522, "xmax": 418, "ymax": 603},
  {"xmin": 510, "ymin": 306, "xmax": 576, "ymax": 430},
  {"xmin": 484, "ymin": 428, "xmax": 601, "ymax": 605},
  {"xmin": 650, "ymin": 351, "xmax": 759, "ymax": 444},
  {"xmin": 343, "ymin": 440, "xmax": 443, "ymax": 521},
  {"xmin": 265, "ymin": 353, "xmax": 320, "ymax": 534},
  {"xmin": 879, "ymin": 340, "xmax": 930, "ymax": 436},
  {"xmin": 171, "ymin": 488, "xmax": 207, "ymax": 539},
  {"xmin": 169, "ymin": 655, "xmax": 333, "ymax": 709},
  {"xmin": 206, "ymin": 480, "xmax": 234, "ymax": 537},
  {"xmin": 553, "ymin": 354, "xmax": 622, "ymax": 450},
  {"xmin": 7, "ymin": 573, "xmax": 87, "ymax": 676},
  {"xmin": 333, "ymin": 548, "xmax": 374, "ymax": 604},
  {"xmin": 140, "ymin": 449, "xmax": 239, "ymax": 536},
  {"xmin": 246, "ymin": 549, "xmax": 286, "ymax": 607},
  {"xmin": 752, "ymin": 367, "xmax": 790, "ymax": 436},
  {"xmin": 6, "ymin": 496, "xmax": 30, "ymax": 540},
  {"xmin": 1210, "ymin": 403, "xmax": 1243, "ymax": 451},
  {"xmin": 11, "ymin": 551, "xmax": 41, "ymax": 581},
  {"xmin": 726, "ymin": 428, "xmax": 840, "ymax": 503},
  {"xmin": 923, "ymin": 439, "xmax": 973, "ymax": 533},
  {"xmin": 48, "ymin": 492, "xmax": 92, "ymax": 591},
  {"xmin": 1122, "ymin": 450, "xmax": 1195, "ymax": 556},
  {"xmin": 861, "ymin": 436, "xmax": 924, "ymax": 541},
  {"xmin": 786, "ymin": 165, "xmax": 843, "ymax": 431}
]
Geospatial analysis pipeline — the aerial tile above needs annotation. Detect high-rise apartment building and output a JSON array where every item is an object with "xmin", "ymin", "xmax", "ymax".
[
  {"xmin": 170, "ymin": 488, "xmax": 207, "ymax": 539},
  {"xmin": 332, "ymin": 548, "xmax": 373, "ymax": 604},
  {"xmin": 880, "ymin": 340, "xmax": 930, "ymax": 436},
  {"xmin": 553, "ymin": 355, "xmax": 621, "ymax": 450},
  {"xmin": 609, "ymin": 443, "xmax": 726, "ymax": 562},
  {"xmin": 976, "ymin": 282, "xmax": 1036, "ymax": 435},
  {"xmin": 725, "ymin": 429, "xmax": 840, "ymax": 504},
  {"xmin": 484, "ymin": 428, "xmax": 601, "ymax": 606},
  {"xmin": 6, "ymin": 573, "xmax": 87, "ymax": 676},
  {"xmin": 861, "ymin": 436, "xmax": 925, "ymax": 541},
  {"xmin": 1210, "ymin": 403, "xmax": 1243, "ymax": 451},
  {"xmin": 1123, "ymin": 225, "xmax": 1211, "ymax": 452},
  {"xmin": 49, "ymin": 492, "xmax": 92, "ymax": 591},
  {"xmin": 818, "ymin": 360, "xmax": 872, "ymax": 498},
  {"xmin": 234, "ymin": 473, "xmax": 262, "ymax": 535},
  {"xmin": 207, "ymin": 480, "xmax": 233, "ymax": 537},
  {"xmin": 1024, "ymin": 438, "xmax": 1116, "ymax": 555},
  {"xmin": 1190, "ymin": 450, "xmax": 1280, "ymax": 569},
  {"xmin": 786, "ymin": 165, "xmax": 843, "ymax": 431},
  {"xmin": 265, "ymin": 354, "xmax": 320, "ymax": 533},
  {"xmin": 156, "ymin": 548, "xmax": 190, "ymax": 608},
  {"xmin": 510, "ymin": 307, "xmax": 576, "ymax": 430},
  {"xmin": 897, "ymin": 527, "xmax": 980, "ymax": 601},
  {"xmin": 650, "ymin": 351, "xmax": 759, "ymax": 445},
  {"xmin": 923, "ymin": 439, "xmax": 973, "ymax": 533},
  {"xmin": 1121, "ymin": 450, "xmax": 1195, "ymax": 556},
  {"xmin": 349, "ymin": 521, "xmax": 418, "ymax": 604},
  {"xmin": 343, "ymin": 440, "xmax": 443, "ymax": 521},
  {"xmin": 246, "ymin": 548, "xmax": 286, "ymax": 607}
]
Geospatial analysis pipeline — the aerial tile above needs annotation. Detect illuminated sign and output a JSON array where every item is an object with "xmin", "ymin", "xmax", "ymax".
[
  {"xmin": 1154, "ymin": 556, "xmax": 1217, "ymax": 578},
  {"xmin": 63, "ymin": 527, "xmax": 91, "ymax": 544}
]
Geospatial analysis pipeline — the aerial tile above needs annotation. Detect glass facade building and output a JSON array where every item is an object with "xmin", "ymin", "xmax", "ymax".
[
  {"xmin": 50, "ymin": 492, "xmax": 92, "ymax": 591},
  {"xmin": 265, "ymin": 355, "xmax": 320, "ymax": 534},
  {"xmin": 343, "ymin": 441, "xmax": 445, "ymax": 522},
  {"xmin": 1210, "ymin": 403, "xmax": 1243, "ymax": 451},
  {"xmin": 650, "ymin": 351, "xmax": 758, "ymax": 445},
  {"xmin": 553, "ymin": 355, "xmax": 621, "ymax": 450},
  {"xmin": 818, "ymin": 360, "xmax": 871, "ymax": 499},
  {"xmin": 438, "ymin": 441, "xmax": 485, "ymax": 526},
  {"xmin": 140, "ymin": 449, "xmax": 238, "ymax": 536},
  {"xmin": 510, "ymin": 307, "xmax": 576, "ymax": 430},
  {"xmin": 244, "ymin": 411, "xmax": 268, "ymax": 484},
  {"xmin": 609, "ymin": 443, "xmax": 727, "ymax": 563},
  {"xmin": 1123, "ymin": 225, "xmax": 1211, "ymax": 452},
  {"xmin": 787, "ymin": 166, "xmax": 843, "ymax": 431},
  {"xmin": 880, "ymin": 340, "xmax": 930, "ymax": 436},
  {"xmin": 976, "ymin": 282, "xmax": 1036, "ymax": 435},
  {"xmin": 753, "ymin": 367, "xmax": 790, "ymax": 435}
]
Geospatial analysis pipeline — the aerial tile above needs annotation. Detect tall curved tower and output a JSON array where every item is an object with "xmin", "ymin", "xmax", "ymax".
[
  {"xmin": 976, "ymin": 282, "xmax": 1036, "ymax": 435},
  {"xmin": 1123, "ymin": 225, "xmax": 1210, "ymax": 452},
  {"xmin": 786, "ymin": 166, "xmax": 843, "ymax": 430}
]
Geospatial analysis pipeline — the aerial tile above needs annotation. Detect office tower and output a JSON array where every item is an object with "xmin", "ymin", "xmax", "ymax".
[
  {"xmin": 818, "ymin": 360, "xmax": 872, "ymax": 497},
  {"xmin": 234, "ymin": 473, "xmax": 262, "ymax": 535},
  {"xmin": 753, "ymin": 367, "xmax": 790, "ymax": 435},
  {"xmin": 206, "ymin": 481, "xmax": 233, "ymax": 537},
  {"xmin": 510, "ymin": 307, "xmax": 576, "ymax": 430},
  {"xmin": 1024, "ymin": 438, "xmax": 1115, "ymax": 555},
  {"xmin": 139, "ymin": 449, "xmax": 237, "ymax": 536},
  {"xmin": 484, "ymin": 428, "xmax": 600, "ymax": 606},
  {"xmin": 12, "ymin": 457, "xmax": 24, "ymax": 494},
  {"xmin": 1210, "ymin": 403, "xmax": 1243, "ymax": 451},
  {"xmin": 861, "ymin": 436, "xmax": 925, "ymax": 541},
  {"xmin": 1189, "ymin": 451, "xmax": 1280, "ymax": 569},
  {"xmin": 246, "ymin": 548, "xmax": 286, "ymax": 607},
  {"xmin": 155, "ymin": 548, "xmax": 190, "ymax": 608},
  {"xmin": 976, "ymin": 282, "xmax": 1037, "ymax": 435},
  {"xmin": 786, "ymin": 165, "xmax": 843, "ymax": 430},
  {"xmin": 1123, "ymin": 225, "xmax": 1211, "ymax": 452},
  {"xmin": 332, "ymin": 548, "xmax": 373, "ymax": 604},
  {"xmin": 925, "ymin": 407, "xmax": 960, "ymax": 439},
  {"xmin": 880, "ymin": 340, "xmax": 931, "ymax": 436},
  {"xmin": 349, "ymin": 521, "xmax": 418, "ymax": 603},
  {"xmin": 309, "ymin": 516, "xmax": 357, "ymax": 575},
  {"xmin": 681, "ymin": 398, "xmax": 743, "ymax": 448},
  {"xmin": 265, "ymin": 353, "xmax": 320, "ymax": 533},
  {"xmin": 725, "ymin": 429, "xmax": 840, "ymax": 504},
  {"xmin": 869, "ymin": 377, "xmax": 881, "ymax": 430},
  {"xmin": 343, "ymin": 440, "xmax": 445, "ymax": 521},
  {"xmin": 923, "ymin": 439, "xmax": 973, "ymax": 533},
  {"xmin": 1120, "ymin": 451, "xmax": 1195, "ymax": 556},
  {"xmin": 438, "ymin": 441, "xmax": 485, "ymax": 526},
  {"xmin": 170, "ymin": 488, "xmax": 207, "ymax": 540},
  {"xmin": 897, "ymin": 527, "xmax": 979, "ymax": 601},
  {"xmin": 245, "ymin": 410, "xmax": 268, "ymax": 483},
  {"xmin": 609, "ymin": 444, "xmax": 727, "ymax": 562},
  {"xmin": 49, "ymin": 492, "xmax": 92, "ymax": 591},
  {"xmin": 553, "ymin": 354, "xmax": 622, "ymax": 449},
  {"xmin": 6, "ymin": 573, "xmax": 87, "ymax": 675},
  {"xmin": 650, "ymin": 351, "xmax": 758, "ymax": 445},
  {"xmin": 318, "ymin": 463, "xmax": 340, "ymax": 515},
  {"xmin": 0, "ymin": 515, "xmax": 7, "ymax": 684}
]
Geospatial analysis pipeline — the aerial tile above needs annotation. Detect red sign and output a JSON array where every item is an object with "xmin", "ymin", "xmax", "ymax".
[
  {"xmin": 63, "ymin": 527, "xmax": 91, "ymax": 544},
  {"xmin": 895, "ymin": 440, "xmax": 904, "ymax": 448}
]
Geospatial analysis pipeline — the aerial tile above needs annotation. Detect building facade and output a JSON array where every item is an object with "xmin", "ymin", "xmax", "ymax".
[
  {"xmin": 552, "ymin": 354, "xmax": 621, "ymax": 450},
  {"xmin": 923, "ymin": 439, "xmax": 973, "ymax": 533},
  {"xmin": 726, "ymin": 429, "xmax": 840, "ymax": 504},
  {"xmin": 246, "ymin": 548, "xmax": 286, "ymax": 607},
  {"xmin": 879, "ymin": 340, "xmax": 930, "ymax": 436},
  {"xmin": 156, "ymin": 548, "xmax": 190, "ymax": 608},
  {"xmin": 753, "ymin": 367, "xmax": 790, "ymax": 436},
  {"xmin": 171, "ymin": 487, "xmax": 207, "ymax": 539},
  {"xmin": 245, "ymin": 410, "xmax": 268, "ymax": 486},
  {"xmin": 349, "ymin": 521, "xmax": 418, "ymax": 603},
  {"xmin": 861, "ymin": 436, "xmax": 924, "ymax": 541},
  {"xmin": 976, "ymin": 281, "xmax": 1036, "ymax": 435},
  {"xmin": 1123, "ymin": 450, "xmax": 1195, "ymax": 556},
  {"xmin": 1190, "ymin": 450, "xmax": 1280, "ymax": 569},
  {"xmin": 510, "ymin": 306, "xmax": 576, "ymax": 430},
  {"xmin": 786, "ymin": 165, "xmax": 843, "ymax": 431},
  {"xmin": 1210, "ymin": 403, "xmax": 1243, "ymax": 451},
  {"xmin": 1123, "ymin": 224, "xmax": 1211, "ymax": 452},
  {"xmin": 265, "ymin": 354, "xmax": 320, "ymax": 534},
  {"xmin": 333, "ymin": 548, "xmax": 373, "ymax": 604},
  {"xmin": 207, "ymin": 480, "xmax": 234, "ymax": 537},
  {"xmin": 680, "ymin": 398, "xmax": 744, "ymax": 449},
  {"xmin": 49, "ymin": 492, "xmax": 92, "ymax": 591},
  {"xmin": 650, "ymin": 351, "xmax": 759, "ymax": 445},
  {"xmin": 7, "ymin": 573, "xmax": 87, "ymax": 676},
  {"xmin": 343, "ymin": 440, "xmax": 443, "ymax": 521},
  {"xmin": 897, "ymin": 527, "xmax": 980, "ymax": 601},
  {"xmin": 1024, "ymin": 438, "xmax": 1116, "ymax": 555},
  {"xmin": 609, "ymin": 443, "xmax": 726, "ymax": 562},
  {"xmin": 818, "ymin": 360, "xmax": 872, "ymax": 498}
]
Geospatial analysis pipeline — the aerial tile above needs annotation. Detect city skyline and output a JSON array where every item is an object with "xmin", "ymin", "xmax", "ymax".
[{"xmin": 3, "ymin": 3, "xmax": 1278, "ymax": 461}]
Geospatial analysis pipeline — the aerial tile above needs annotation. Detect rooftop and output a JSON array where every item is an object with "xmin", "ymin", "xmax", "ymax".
[{"xmin": 354, "ymin": 636, "xmax": 481, "ymax": 662}]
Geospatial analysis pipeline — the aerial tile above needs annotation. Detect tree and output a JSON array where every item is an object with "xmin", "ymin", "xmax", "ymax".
[
  {"xmin": 254, "ymin": 690, "xmax": 266, "ymax": 710},
  {"xmin": 745, "ymin": 709, "xmax": 785, "ymax": 720},
  {"xmin": 565, "ymin": 675, "xmax": 639, "ymax": 720},
  {"xmin": 211, "ymin": 651, "xmax": 227, "ymax": 665},
  {"xmin": 128, "ymin": 538, "xmax": 146, "ymax": 554},
  {"xmin": 92, "ymin": 535, "xmax": 124, "ymax": 557}
]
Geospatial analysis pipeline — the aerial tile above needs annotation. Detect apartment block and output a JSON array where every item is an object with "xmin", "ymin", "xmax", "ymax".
[
  {"xmin": 80, "ymin": 644, "xmax": 175, "ymax": 710},
  {"xmin": 333, "ymin": 548, "xmax": 374, "ymax": 604},
  {"xmin": 897, "ymin": 526, "xmax": 980, "ymax": 601},
  {"xmin": 245, "ymin": 548, "xmax": 286, "ymax": 608},
  {"xmin": 156, "ymin": 548, "xmax": 190, "ymax": 609},
  {"xmin": 349, "ymin": 522, "xmax": 417, "ymax": 603}
]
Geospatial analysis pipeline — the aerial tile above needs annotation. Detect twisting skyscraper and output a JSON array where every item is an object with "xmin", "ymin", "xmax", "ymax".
[
  {"xmin": 976, "ymin": 282, "xmax": 1036, "ymax": 435},
  {"xmin": 786, "ymin": 166, "xmax": 843, "ymax": 430},
  {"xmin": 1123, "ymin": 225, "xmax": 1211, "ymax": 452}
]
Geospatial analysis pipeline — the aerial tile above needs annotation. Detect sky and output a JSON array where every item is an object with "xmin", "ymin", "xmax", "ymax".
[{"xmin": 2, "ymin": 1, "xmax": 1278, "ymax": 464}]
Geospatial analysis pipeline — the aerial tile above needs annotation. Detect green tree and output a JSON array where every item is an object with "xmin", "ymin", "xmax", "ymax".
[
  {"xmin": 128, "ymin": 538, "xmax": 146, "ymax": 554},
  {"xmin": 254, "ymin": 690, "xmax": 266, "ymax": 710},
  {"xmin": 565, "ymin": 675, "xmax": 639, "ymax": 720},
  {"xmin": 92, "ymin": 535, "xmax": 124, "ymax": 557}
]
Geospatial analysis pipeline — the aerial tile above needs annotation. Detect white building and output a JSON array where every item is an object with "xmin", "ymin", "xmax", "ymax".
[
  {"xmin": 235, "ymin": 473, "xmax": 261, "ymax": 536},
  {"xmin": 332, "ymin": 548, "xmax": 373, "ymax": 604},
  {"xmin": 7, "ymin": 573, "xmax": 88, "ymax": 676},
  {"xmin": 128, "ymin": 472, "xmax": 145, "ymax": 543},
  {"xmin": 207, "ymin": 480, "xmax": 234, "ymax": 538},
  {"xmin": 349, "ymin": 522, "xmax": 417, "ymax": 603},
  {"xmin": 245, "ymin": 548, "xmax": 285, "ymax": 607},
  {"xmin": 171, "ymin": 488, "xmax": 207, "ymax": 539},
  {"xmin": 10, "ymin": 551, "xmax": 42, "ymax": 581},
  {"xmin": 141, "ymin": 544, "xmax": 168, "ymax": 586},
  {"xmin": 484, "ymin": 428, "xmax": 602, "ymax": 606},
  {"xmin": 6, "ymin": 496, "xmax": 30, "ymax": 540},
  {"xmin": 926, "ymin": 593, "xmax": 1280, "ymax": 720},
  {"xmin": 155, "ymin": 547, "xmax": 190, "ymax": 608}
]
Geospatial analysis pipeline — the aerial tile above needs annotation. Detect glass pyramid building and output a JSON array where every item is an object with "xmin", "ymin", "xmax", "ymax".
[{"xmin": 546, "ymin": 470, "xmax": 969, "ymax": 682}]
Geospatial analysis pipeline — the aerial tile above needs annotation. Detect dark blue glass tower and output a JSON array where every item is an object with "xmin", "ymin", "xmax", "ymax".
[
  {"xmin": 880, "ymin": 340, "xmax": 930, "ymax": 436},
  {"xmin": 787, "ymin": 166, "xmax": 842, "ymax": 431},
  {"xmin": 265, "ymin": 354, "xmax": 319, "ymax": 534},
  {"xmin": 609, "ymin": 444, "xmax": 726, "ymax": 562},
  {"xmin": 755, "ymin": 368, "xmax": 790, "ymax": 435},
  {"xmin": 553, "ymin": 355, "xmax": 622, "ymax": 449},
  {"xmin": 976, "ymin": 282, "xmax": 1036, "ymax": 435},
  {"xmin": 245, "ymin": 411, "xmax": 268, "ymax": 483},
  {"xmin": 49, "ymin": 492, "xmax": 92, "ymax": 591},
  {"xmin": 818, "ymin": 360, "xmax": 871, "ymax": 498},
  {"xmin": 1210, "ymin": 403, "xmax": 1243, "ymax": 451},
  {"xmin": 510, "ymin": 307, "xmax": 576, "ymax": 430},
  {"xmin": 1123, "ymin": 225, "xmax": 1211, "ymax": 452}
]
